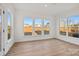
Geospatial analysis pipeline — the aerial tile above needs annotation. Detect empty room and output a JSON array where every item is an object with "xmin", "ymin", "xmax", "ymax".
[{"xmin": 0, "ymin": 3, "xmax": 79, "ymax": 56}]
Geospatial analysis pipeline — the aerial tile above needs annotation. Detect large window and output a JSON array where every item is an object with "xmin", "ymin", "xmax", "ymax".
[
  {"xmin": 7, "ymin": 12, "xmax": 11, "ymax": 40},
  {"xmin": 34, "ymin": 18, "xmax": 42, "ymax": 35},
  {"xmin": 68, "ymin": 16, "xmax": 79, "ymax": 38},
  {"xmin": 24, "ymin": 17, "xmax": 50, "ymax": 36},
  {"xmin": 44, "ymin": 19, "xmax": 50, "ymax": 35},
  {"xmin": 59, "ymin": 18, "xmax": 67, "ymax": 35},
  {"xmin": 24, "ymin": 17, "xmax": 32, "ymax": 35},
  {"xmin": 59, "ymin": 16, "xmax": 79, "ymax": 38}
]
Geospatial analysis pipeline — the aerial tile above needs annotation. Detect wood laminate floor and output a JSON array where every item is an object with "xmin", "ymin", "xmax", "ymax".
[{"xmin": 6, "ymin": 38, "xmax": 79, "ymax": 56}]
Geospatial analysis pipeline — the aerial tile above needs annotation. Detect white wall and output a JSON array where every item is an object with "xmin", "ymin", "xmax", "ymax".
[
  {"xmin": 55, "ymin": 7, "xmax": 79, "ymax": 45},
  {"xmin": 14, "ymin": 11, "xmax": 55, "ymax": 42}
]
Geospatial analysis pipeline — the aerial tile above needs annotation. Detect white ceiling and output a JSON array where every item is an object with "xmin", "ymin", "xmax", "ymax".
[{"xmin": 12, "ymin": 3, "xmax": 79, "ymax": 15}]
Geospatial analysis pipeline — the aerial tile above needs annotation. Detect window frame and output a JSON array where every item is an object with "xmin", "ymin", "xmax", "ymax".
[
  {"xmin": 7, "ymin": 10, "xmax": 12, "ymax": 40},
  {"xmin": 67, "ymin": 16, "xmax": 79, "ymax": 38},
  {"xmin": 59, "ymin": 16, "xmax": 79, "ymax": 38},
  {"xmin": 43, "ymin": 18, "xmax": 50, "ymax": 35},
  {"xmin": 59, "ymin": 17, "xmax": 67, "ymax": 36},
  {"xmin": 34, "ymin": 18, "xmax": 42, "ymax": 35},
  {"xmin": 23, "ymin": 17, "xmax": 33, "ymax": 36},
  {"xmin": 23, "ymin": 16, "xmax": 50, "ymax": 36}
]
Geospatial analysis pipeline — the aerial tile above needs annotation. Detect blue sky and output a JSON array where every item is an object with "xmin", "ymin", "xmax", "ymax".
[
  {"xmin": 24, "ymin": 17, "xmax": 33, "ymax": 25},
  {"xmin": 8, "ymin": 14, "xmax": 11, "ymax": 26},
  {"xmin": 35, "ymin": 18, "xmax": 41, "ymax": 24},
  {"xmin": 24, "ymin": 17, "xmax": 49, "ymax": 25},
  {"xmin": 68, "ymin": 16, "xmax": 79, "ymax": 24},
  {"xmin": 44, "ymin": 19, "xmax": 49, "ymax": 25}
]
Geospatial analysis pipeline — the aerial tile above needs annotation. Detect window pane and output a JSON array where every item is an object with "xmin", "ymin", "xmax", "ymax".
[
  {"xmin": 59, "ymin": 18, "xmax": 67, "ymax": 35},
  {"xmin": 24, "ymin": 17, "xmax": 32, "ymax": 35},
  {"xmin": 8, "ymin": 13, "xmax": 11, "ymax": 40},
  {"xmin": 44, "ymin": 19, "xmax": 50, "ymax": 35},
  {"xmin": 68, "ymin": 16, "xmax": 79, "ymax": 38},
  {"xmin": 0, "ymin": 15, "xmax": 1, "ymax": 51},
  {"xmin": 34, "ymin": 18, "xmax": 42, "ymax": 35}
]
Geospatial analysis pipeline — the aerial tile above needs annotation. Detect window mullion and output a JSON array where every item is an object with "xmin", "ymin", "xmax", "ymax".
[
  {"xmin": 32, "ymin": 19, "xmax": 35, "ymax": 36},
  {"xmin": 42, "ymin": 18, "xmax": 44, "ymax": 36}
]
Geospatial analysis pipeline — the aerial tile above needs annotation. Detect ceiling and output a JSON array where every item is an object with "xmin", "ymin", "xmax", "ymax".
[{"xmin": 11, "ymin": 3, "xmax": 79, "ymax": 15}]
